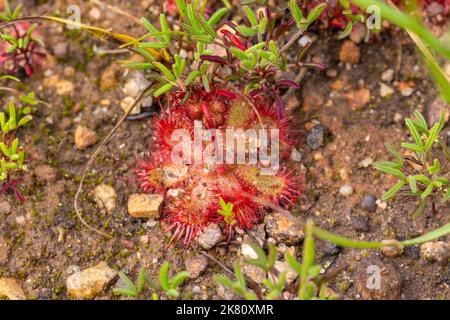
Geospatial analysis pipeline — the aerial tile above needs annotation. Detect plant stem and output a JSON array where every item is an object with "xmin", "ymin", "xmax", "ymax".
[{"xmin": 279, "ymin": 29, "xmax": 303, "ymax": 54}]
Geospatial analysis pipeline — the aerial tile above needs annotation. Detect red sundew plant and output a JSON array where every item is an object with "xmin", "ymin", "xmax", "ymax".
[
  {"xmin": 136, "ymin": 87, "xmax": 301, "ymax": 245},
  {"xmin": 0, "ymin": 2, "xmax": 45, "ymax": 77}
]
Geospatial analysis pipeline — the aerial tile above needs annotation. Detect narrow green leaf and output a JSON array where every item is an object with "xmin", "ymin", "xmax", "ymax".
[
  {"xmin": 153, "ymin": 62, "xmax": 176, "ymax": 81},
  {"xmin": 153, "ymin": 83, "xmax": 174, "ymax": 97},
  {"xmin": 176, "ymin": 0, "xmax": 187, "ymax": 17},
  {"xmin": 170, "ymin": 271, "xmax": 189, "ymax": 289},
  {"xmin": 159, "ymin": 14, "xmax": 170, "ymax": 43},
  {"xmin": 421, "ymin": 182, "xmax": 435, "ymax": 199},
  {"xmin": 428, "ymin": 159, "xmax": 440, "ymax": 175},
  {"xmin": 285, "ymin": 251, "xmax": 302, "ymax": 274},
  {"xmin": 159, "ymin": 262, "xmax": 170, "ymax": 291},
  {"xmin": 137, "ymin": 268, "xmax": 147, "ymax": 294},
  {"xmin": 208, "ymin": 8, "xmax": 228, "ymax": 27},
  {"xmin": 243, "ymin": 6, "xmax": 258, "ymax": 27},
  {"xmin": 112, "ymin": 288, "xmax": 138, "ymax": 297},
  {"xmin": 307, "ymin": 3, "xmax": 327, "ymax": 24},
  {"xmin": 405, "ymin": 118, "xmax": 423, "ymax": 147},
  {"xmin": 185, "ymin": 70, "xmax": 200, "ymax": 86},
  {"xmin": 385, "ymin": 143, "xmax": 403, "ymax": 164},
  {"xmin": 408, "ymin": 176, "xmax": 418, "ymax": 194},
  {"xmin": 382, "ymin": 180, "xmax": 406, "ymax": 201},
  {"xmin": 401, "ymin": 142, "xmax": 423, "ymax": 153},
  {"xmin": 289, "ymin": 0, "xmax": 303, "ymax": 28},
  {"xmin": 338, "ymin": 21, "xmax": 353, "ymax": 39},
  {"xmin": 374, "ymin": 163, "xmax": 405, "ymax": 179},
  {"xmin": 117, "ymin": 271, "xmax": 137, "ymax": 292}
]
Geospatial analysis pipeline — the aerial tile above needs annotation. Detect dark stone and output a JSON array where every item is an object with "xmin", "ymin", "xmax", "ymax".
[
  {"xmin": 306, "ymin": 124, "xmax": 324, "ymax": 150},
  {"xmin": 351, "ymin": 215, "xmax": 369, "ymax": 232},
  {"xmin": 361, "ymin": 194, "xmax": 377, "ymax": 212}
]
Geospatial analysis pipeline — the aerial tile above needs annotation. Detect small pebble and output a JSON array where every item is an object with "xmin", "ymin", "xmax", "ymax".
[
  {"xmin": 381, "ymin": 240, "xmax": 403, "ymax": 257},
  {"xmin": 93, "ymin": 184, "xmax": 117, "ymax": 213},
  {"xmin": 361, "ymin": 194, "xmax": 377, "ymax": 212},
  {"xmin": 89, "ymin": 7, "xmax": 101, "ymax": 20},
  {"xmin": 359, "ymin": 158, "xmax": 373, "ymax": 168},
  {"xmin": 193, "ymin": 286, "xmax": 201, "ymax": 294},
  {"xmin": 196, "ymin": 223, "xmax": 222, "ymax": 250},
  {"xmin": 381, "ymin": 69, "xmax": 394, "ymax": 83},
  {"xmin": 128, "ymin": 194, "xmax": 163, "ymax": 219},
  {"xmin": 74, "ymin": 126, "xmax": 98, "ymax": 150},
  {"xmin": 185, "ymin": 255, "xmax": 208, "ymax": 279},
  {"xmin": 380, "ymin": 83, "xmax": 394, "ymax": 98},
  {"xmin": 420, "ymin": 241, "xmax": 450, "ymax": 263},
  {"xmin": 339, "ymin": 184, "xmax": 353, "ymax": 196}
]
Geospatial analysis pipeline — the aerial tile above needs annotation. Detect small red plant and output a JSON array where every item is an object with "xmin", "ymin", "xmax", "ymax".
[
  {"xmin": 0, "ymin": 14, "xmax": 45, "ymax": 77},
  {"xmin": 305, "ymin": 0, "xmax": 449, "ymax": 33},
  {"xmin": 136, "ymin": 85, "xmax": 302, "ymax": 246}
]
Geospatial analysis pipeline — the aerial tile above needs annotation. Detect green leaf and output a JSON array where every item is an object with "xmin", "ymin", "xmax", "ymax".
[
  {"xmin": 176, "ymin": 0, "xmax": 187, "ymax": 17},
  {"xmin": 166, "ymin": 289, "xmax": 180, "ymax": 299},
  {"xmin": 285, "ymin": 251, "xmax": 302, "ymax": 274},
  {"xmin": 170, "ymin": 271, "xmax": 189, "ymax": 289},
  {"xmin": 0, "ymin": 75, "xmax": 19, "ymax": 82},
  {"xmin": 4, "ymin": 0, "xmax": 12, "ymax": 16},
  {"xmin": 6, "ymin": 43, "xmax": 17, "ymax": 54},
  {"xmin": 267, "ymin": 243, "xmax": 277, "ymax": 270},
  {"xmin": 338, "ymin": 22, "xmax": 353, "ymax": 39},
  {"xmin": 257, "ymin": 17, "xmax": 268, "ymax": 34},
  {"xmin": 428, "ymin": 159, "xmax": 440, "ymax": 175},
  {"xmin": 413, "ymin": 111, "xmax": 429, "ymax": 134},
  {"xmin": 405, "ymin": 118, "xmax": 423, "ymax": 147},
  {"xmin": 408, "ymin": 176, "xmax": 418, "ymax": 194},
  {"xmin": 141, "ymin": 17, "xmax": 158, "ymax": 33},
  {"xmin": 1, "ymin": 34, "xmax": 16, "ymax": 42},
  {"xmin": 153, "ymin": 62, "xmax": 176, "ymax": 81},
  {"xmin": 289, "ymin": 0, "xmax": 303, "ymax": 29},
  {"xmin": 214, "ymin": 275, "xmax": 235, "ymax": 289},
  {"xmin": 0, "ymin": 142, "xmax": 11, "ymax": 157},
  {"xmin": 117, "ymin": 271, "xmax": 137, "ymax": 292},
  {"xmin": 382, "ymin": 180, "xmax": 406, "ymax": 201},
  {"xmin": 11, "ymin": 138, "xmax": 18, "ymax": 155},
  {"xmin": 208, "ymin": 8, "xmax": 228, "ymax": 27},
  {"xmin": 140, "ymin": 42, "xmax": 168, "ymax": 49},
  {"xmin": 243, "ymin": 6, "xmax": 258, "ymax": 27},
  {"xmin": 401, "ymin": 142, "xmax": 423, "ymax": 153},
  {"xmin": 12, "ymin": 3, "xmax": 23, "ymax": 19},
  {"xmin": 385, "ymin": 143, "xmax": 403, "ymax": 164},
  {"xmin": 373, "ymin": 162, "xmax": 405, "ymax": 179},
  {"xmin": 159, "ymin": 14, "xmax": 170, "ymax": 43},
  {"xmin": 145, "ymin": 274, "xmax": 160, "ymax": 290},
  {"xmin": 137, "ymin": 268, "xmax": 147, "ymax": 294},
  {"xmin": 307, "ymin": 3, "xmax": 327, "ymax": 24},
  {"xmin": 187, "ymin": 4, "xmax": 202, "ymax": 32},
  {"xmin": 202, "ymin": 75, "xmax": 211, "ymax": 92},
  {"xmin": 442, "ymin": 188, "xmax": 450, "ymax": 202},
  {"xmin": 159, "ymin": 262, "xmax": 170, "ymax": 291},
  {"xmin": 185, "ymin": 70, "xmax": 200, "ymax": 86},
  {"xmin": 236, "ymin": 25, "xmax": 257, "ymax": 37},
  {"xmin": 233, "ymin": 263, "xmax": 246, "ymax": 289},
  {"xmin": 112, "ymin": 287, "xmax": 138, "ymax": 297},
  {"xmin": 17, "ymin": 115, "xmax": 32, "ymax": 127},
  {"xmin": 421, "ymin": 182, "xmax": 435, "ymax": 199},
  {"xmin": 196, "ymin": 12, "xmax": 216, "ymax": 39}
]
